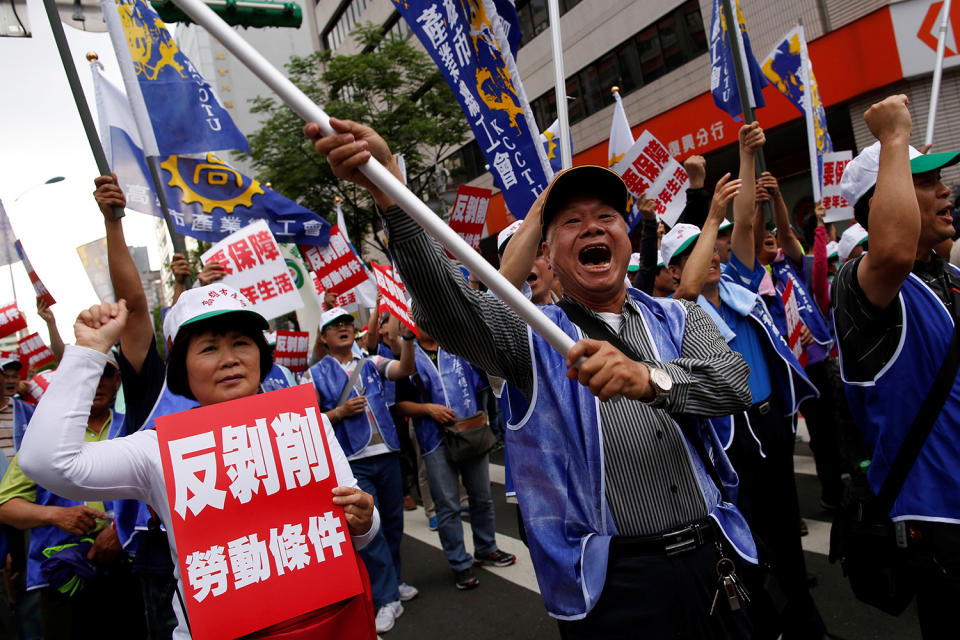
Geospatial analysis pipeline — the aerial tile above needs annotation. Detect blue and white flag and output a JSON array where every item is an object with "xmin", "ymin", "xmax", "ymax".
[
  {"xmin": 762, "ymin": 25, "xmax": 832, "ymax": 199},
  {"xmin": 394, "ymin": 0, "xmax": 552, "ymax": 219},
  {"xmin": 540, "ymin": 119, "xmax": 571, "ymax": 174},
  {"xmin": 709, "ymin": 0, "xmax": 767, "ymax": 120},
  {"xmin": 492, "ymin": 0, "xmax": 521, "ymax": 59},
  {"xmin": 103, "ymin": 0, "xmax": 249, "ymax": 156},
  {"xmin": 92, "ymin": 63, "xmax": 330, "ymax": 246}
]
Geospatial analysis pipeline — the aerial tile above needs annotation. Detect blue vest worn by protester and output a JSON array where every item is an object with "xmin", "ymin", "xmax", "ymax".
[
  {"xmin": 27, "ymin": 411, "xmax": 126, "ymax": 590},
  {"xmin": 309, "ymin": 356, "xmax": 398, "ymax": 458},
  {"xmin": 408, "ymin": 345, "xmax": 446, "ymax": 456},
  {"xmin": 838, "ymin": 269, "xmax": 960, "ymax": 522},
  {"xmin": 769, "ymin": 258, "xmax": 834, "ymax": 350},
  {"xmin": 409, "ymin": 346, "xmax": 486, "ymax": 456},
  {"xmin": 260, "ymin": 363, "xmax": 295, "ymax": 392},
  {"xmin": 506, "ymin": 289, "xmax": 756, "ymax": 620},
  {"xmin": 12, "ymin": 397, "xmax": 35, "ymax": 452}
]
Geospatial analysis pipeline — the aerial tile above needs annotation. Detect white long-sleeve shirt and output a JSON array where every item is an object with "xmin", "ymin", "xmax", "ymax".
[{"xmin": 19, "ymin": 345, "xmax": 379, "ymax": 639}]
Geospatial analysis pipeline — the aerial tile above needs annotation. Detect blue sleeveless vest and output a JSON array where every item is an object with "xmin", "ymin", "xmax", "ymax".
[
  {"xmin": 838, "ymin": 270, "xmax": 960, "ymax": 522},
  {"xmin": 506, "ymin": 289, "xmax": 756, "ymax": 620},
  {"xmin": 408, "ymin": 345, "xmax": 446, "ymax": 456},
  {"xmin": 309, "ymin": 356, "xmax": 399, "ymax": 458},
  {"xmin": 491, "ymin": 379, "xmax": 525, "ymax": 501},
  {"xmin": 27, "ymin": 411, "xmax": 125, "ymax": 590},
  {"xmin": 769, "ymin": 259, "xmax": 834, "ymax": 349},
  {"xmin": 12, "ymin": 398, "xmax": 35, "ymax": 452},
  {"xmin": 260, "ymin": 363, "xmax": 295, "ymax": 392}
]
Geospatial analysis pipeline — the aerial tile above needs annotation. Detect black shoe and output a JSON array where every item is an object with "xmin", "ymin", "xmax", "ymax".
[
  {"xmin": 454, "ymin": 567, "xmax": 479, "ymax": 590},
  {"xmin": 799, "ymin": 518, "xmax": 809, "ymax": 537},
  {"xmin": 474, "ymin": 549, "xmax": 517, "ymax": 567},
  {"xmin": 806, "ymin": 572, "xmax": 819, "ymax": 588}
]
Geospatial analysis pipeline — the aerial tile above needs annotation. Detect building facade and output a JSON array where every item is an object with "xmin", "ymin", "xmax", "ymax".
[{"xmin": 314, "ymin": 0, "xmax": 960, "ymax": 238}]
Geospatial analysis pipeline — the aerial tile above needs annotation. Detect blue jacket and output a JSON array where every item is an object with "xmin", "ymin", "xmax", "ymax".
[
  {"xmin": 839, "ymin": 269, "xmax": 960, "ymax": 522},
  {"xmin": 506, "ymin": 289, "xmax": 756, "ymax": 620},
  {"xmin": 769, "ymin": 258, "xmax": 834, "ymax": 350}
]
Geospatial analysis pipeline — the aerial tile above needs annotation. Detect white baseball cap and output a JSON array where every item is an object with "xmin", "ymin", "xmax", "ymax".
[
  {"xmin": 166, "ymin": 284, "xmax": 267, "ymax": 343},
  {"xmin": 827, "ymin": 241, "xmax": 839, "ymax": 260},
  {"xmin": 0, "ymin": 354, "xmax": 21, "ymax": 371},
  {"xmin": 627, "ymin": 252, "xmax": 641, "ymax": 273},
  {"xmin": 839, "ymin": 141, "xmax": 923, "ymax": 211},
  {"xmin": 657, "ymin": 251, "xmax": 665, "ymax": 268},
  {"xmin": 838, "ymin": 223, "xmax": 868, "ymax": 262},
  {"xmin": 718, "ymin": 219, "xmax": 733, "ymax": 233},
  {"xmin": 320, "ymin": 307, "xmax": 354, "ymax": 331},
  {"xmin": 661, "ymin": 223, "xmax": 702, "ymax": 267},
  {"xmin": 497, "ymin": 220, "xmax": 523, "ymax": 255}
]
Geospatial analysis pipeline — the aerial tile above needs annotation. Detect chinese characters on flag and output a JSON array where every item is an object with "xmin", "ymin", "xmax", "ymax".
[
  {"xmin": 448, "ymin": 186, "xmax": 491, "ymax": 250},
  {"xmin": 156, "ymin": 385, "xmax": 363, "ymax": 640},
  {"xmin": 0, "ymin": 303, "xmax": 27, "ymax": 339},
  {"xmin": 201, "ymin": 220, "xmax": 304, "ymax": 321},
  {"xmin": 821, "ymin": 151, "xmax": 854, "ymax": 223},
  {"xmin": 781, "ymin": 278, "xmax": 808, "ymax": 368},
  {"xmin": 369, "ymin": 262, "xmax": 417, "ymax": 335},
  {"xmin": 299, "ymin": 226, "xmax": 368, "ymax": 295},
  {"xmin": 612, "ymin": 131, "xmax": 690, "ymax": 227},
  {"xmin": 274, "ymin": 331, "xmax": 309, "ymax": 373},
  {"xmin": 18, "ymin": 333, "xmax": 55, "ymax": 370}
]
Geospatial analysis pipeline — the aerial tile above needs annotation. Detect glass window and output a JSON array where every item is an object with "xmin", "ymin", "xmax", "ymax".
[
  {"xmin": 529, "ymin": 0, "xmax": 548, "ymax": 37},
  {"xmin": 565, "ymin": 75, "xmax": 583, "ymax": 124},
  {"xmin": 596, "ymin": 53, "xmax": 620, "ymax": 107},
  {"xmin": 561, "ymin": 0, "xmax": 581, "ymax": 11},
  {"xmin": 658, "ymin": 14, "xmax": 685, "ymax": 72},
  {"xmin": 616, "ymin": 39, "xmax": 642, "ymax": 93},
  {"xmin": 579, "ymin": 64, "xmax": 603, "ymax": 117},
  {"xmin": 684, "ymin": 2, "xmax": 707, "ymax": 52},
  {"xmin": 636, "ymin": 26, "xmax": 664, "ymax": 83}
]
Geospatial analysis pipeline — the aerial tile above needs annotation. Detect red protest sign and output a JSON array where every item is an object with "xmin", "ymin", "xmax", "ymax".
[
  {"xmin": 23, "ymin": 369, "xmax": 55, "ymax": 404},
  {"xmin": 370, "ymin": 262, "xmax": 416, "ymax": 335},
  {"xmin": 0, "ymin": 303, "xmax": 27, "ymax": 339},
  {"xmin": 275, "ymin": 331, "xmax": 309, "ymax": 373},
  {"xmin": 155, "ymin": 385, "xmax": 363, "ymax": 640},
  {"xmin": 17, "ymin": 333, "xmax": 55, "ymax": 370},
  {"xmin": 299, "ymin": 226, "xmax": 367, "ymax": 295},
  {"xmin": 15, "ymin": 241, "xmax": 55, "ymax": 307},
  {"xmin": 310, "ymin": 271, "xmax": 360, "ymax": 310},
  {"xmin": 781, "ymin": 278, "xmax": 808, "ymax": 368},
  {"xmin": 448, "ymin": 185, "xmax": 491, "ymax": 250}
]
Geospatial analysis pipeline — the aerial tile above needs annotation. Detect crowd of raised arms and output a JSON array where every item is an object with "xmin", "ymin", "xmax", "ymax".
[{"xmin": 1, "ymin": 93, "xmax": 958, "ymax": 640}]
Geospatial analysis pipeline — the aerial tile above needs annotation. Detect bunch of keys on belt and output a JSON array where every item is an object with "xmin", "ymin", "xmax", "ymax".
[{"xmin": 709, "ymin": 554, "xmax": 750, "ymax": 615}]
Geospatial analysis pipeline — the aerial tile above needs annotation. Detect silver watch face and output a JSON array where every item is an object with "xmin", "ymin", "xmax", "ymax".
[{"xmin": 650, "ymin": 367, "xmax": 673, "ymax": 393}]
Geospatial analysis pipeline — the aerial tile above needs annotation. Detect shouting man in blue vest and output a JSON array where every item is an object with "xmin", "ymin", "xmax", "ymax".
[
  {"xmin": 306, "ymin": 118, "xmax": 755, "ymax": 638},
  {"xmin": 833, "ymin": 94, "xmax": 960, "ymax": 637}
]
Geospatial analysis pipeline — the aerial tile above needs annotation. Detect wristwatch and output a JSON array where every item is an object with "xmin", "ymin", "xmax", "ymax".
[{"xmin": 644, "ymin": 366, "xmax": 673, "ymax": 406}]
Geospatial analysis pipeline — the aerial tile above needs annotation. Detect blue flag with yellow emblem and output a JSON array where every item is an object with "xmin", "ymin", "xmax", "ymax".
[
  {"xmin": 108, "ymin": 0, "xmax": 249, "ymax": 156},
  {"xmin": 92, "ymin": 62, "xmax": 329, "ymax": 246},
  {"xmin": 709, "ymin": 0, "xmax": 767, "ymax": 120},
  {"xmin": 540, "ymin": 119, "xmax": 571, "ymax": 174},
  {"xmin": 394, "ymin": 0, "xmax": 551, "ymax": 219},
  {"xmin": 761, "ymin": 25, "xmax": 832, "ymax": 197}
]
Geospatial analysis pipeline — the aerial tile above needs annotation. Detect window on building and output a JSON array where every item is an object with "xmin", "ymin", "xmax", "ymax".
[
  {"xmin": 323, "ymin": 0, "xmax": 376, "ymax": 52},
  {"xmin": 444, "ymin": 140, "xmax": 487, "ymax": 184},
  {"xmin": 516, "ymin": 0, "xmax": 581, "ymax": 47}
]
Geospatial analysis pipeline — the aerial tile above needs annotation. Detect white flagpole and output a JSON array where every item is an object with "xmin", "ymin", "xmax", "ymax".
[
  {"xmin": 926, "ymin": 0, "xmax": 952, "ymax": 147},
  {"xmin": 547, "ymin": 0, "xmax": 572, "ymax": 170},
  {"xmin": 797, "ymin": 23, "xmax": 821, "ymax": 202},
  {"xmin": 165, "ymin": 0, "xmax": 577, "ymax": 358}
]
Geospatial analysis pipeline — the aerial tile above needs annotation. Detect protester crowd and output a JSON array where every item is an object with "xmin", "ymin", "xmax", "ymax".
[{"xmin": 0, "ymin": 93, "xmax": 956, "ymax": 640}]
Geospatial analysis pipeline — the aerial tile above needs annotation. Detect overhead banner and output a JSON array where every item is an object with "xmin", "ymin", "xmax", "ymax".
[
  {"xmin": 156, "ymin": 385, "xmax": 363, "ymax": 640},
  {"xmin": 394, "ymin": 0, "xmax": 551, "ymax": 217},
  {"xmin": 0, "ymin": 303, "xmax": 27, "ymax": 339},
  {"xmin": 201, "ymin": 220, "xmax": 304, "ymax": 320},
  {"xmin": 274, "ymin": 331, "xmax": 309, "ymax": 373},
  {"xmin": 612, "ymin": 131, "xmax": 690, "ymax": 227},
  {"xmin": 76, "ymin": 238, "xmax": 117, "ymax": 303},
  {"xmin": 370, "ymin": 262, "xmax": 416, "ymax": 335},
  {"xmin": 821, "ymin": 150, "xmax": 854, "ymax": 222},
  {"xmin": 448, "ymin": 185, "xmax": 492, "ymax": 250}
]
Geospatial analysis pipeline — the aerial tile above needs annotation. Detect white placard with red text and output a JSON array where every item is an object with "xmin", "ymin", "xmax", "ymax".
[
  {"xmin": 612, "ymin": 131, "xmax": 690, "ymax": 227},
  {"xmin": 0, "ymin": 302, "xmax": 27, "ymax": 339},
  {"xmin": 448, "ymin": 186, "xmax": 491, "ymax": 250},
  {"xmin": 274, "ymin": 331, "xmax": 309, "ymax": 373},
  {"xmin": 18, "ymin": 333, "xmax": 55, "ymax": 370},
  {"xmin": 298, "ymin": 227, "xmax": 368, "ymax": 295},
  {"xmin": 156, "ymin": 385, "xmax": 363, "ymax": 640},
  {"xmin": 370, "ymin": 262, "xmax": 416, "ymax": 335},
  {"xmin": 202, "ymin": 221, "xmax": 304, "ymax": 321},
  {"xmin": 821, "ymin": 151, "xmax": 854, "ymax": 223}
]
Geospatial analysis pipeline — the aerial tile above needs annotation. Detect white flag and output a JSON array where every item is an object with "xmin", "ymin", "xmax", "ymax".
[{"xmin": 0, "ymin": 201, "xmax": 20, "ymax": 268}]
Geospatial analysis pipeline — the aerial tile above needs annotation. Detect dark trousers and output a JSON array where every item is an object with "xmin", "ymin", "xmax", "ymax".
[
  {"xmin": 799, "ymin": 359, "xmax": 845, "ymax": 505},
  {"xmin": 40, "ymin": 561, "xmax": 147, "ymax": 640},
  {"xmin": 728, "ymin": 396, "xmax": 825, "ymax": 640},
  {"xmin": 351, "ymin": 453, "xmax": 404, "ymax": 607},
  {"xmin": 910, "ymin": 521, "xmax": 960, "ymax": 639},
  {"xmin": 557, "ymin": 537, "xmax": 751, "ymax": 639}
]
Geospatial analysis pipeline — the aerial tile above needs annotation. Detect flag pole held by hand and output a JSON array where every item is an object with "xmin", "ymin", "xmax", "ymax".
[
  {"xmin": 166, "ymin": 0, "xmax": 578, "ymax": 360},
  {"xmin": 41, "ymin": 0, "xmax": 124, "ymax": 220}
]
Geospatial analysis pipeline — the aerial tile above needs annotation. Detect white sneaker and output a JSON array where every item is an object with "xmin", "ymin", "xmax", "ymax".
[
  {"xmin": 398, "ymin": 582, "xmax": 419, "ymax": 602},
  {"xmin": 375, "ymin": 601, "xmax": 402, "ymax": 633}
]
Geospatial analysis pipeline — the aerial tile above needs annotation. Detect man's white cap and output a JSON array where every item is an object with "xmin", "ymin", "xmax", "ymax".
[
  {"xmin": 165, "ymin": 284, "xmax": 267, "ymax": 343},
  {"xmin": 627, "ymin": 252, "xmax": 641, "ymax": 273},
  {"xmin": 839, "ymin": 141, "xmax": 922, "ymax": 208},
  {"xmin": 0, "ymin": 354, "xmax": 21, "ymax": 371},
  {"xmin": 827, "ymin": 241, "xmax": 839, "ymax": 260},
  {"xmin": 661, "ymin": 223, "xmax": 701, "ymax": 267},
  {"xmin": 657, "ymin": 251, "xmax": 665, "ymax": 268},
  {"xmin": 320, "ymin": 306, "xmax": 354, "ymax": 331},
  {"xmin": 497, "ymin": 220, "xmax": 523, "ymax": 255},
  {"xmin": 718, "ymin": 219, "xmax": 733, "ymax": 233},
  {"xmin": 838, "ymin": 223, "xmax": 868, "ymax": 262}
]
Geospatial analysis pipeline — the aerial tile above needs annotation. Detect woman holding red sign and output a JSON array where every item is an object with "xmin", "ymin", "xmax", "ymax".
[{"xmin": 17, "ymin": 285, "xmax": 380, "ymax": 640}]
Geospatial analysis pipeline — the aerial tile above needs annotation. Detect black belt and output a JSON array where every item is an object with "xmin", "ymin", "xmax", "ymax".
[{"xmin": 612, "ymin": 518, "xmax": 714, "ymax": 557}]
